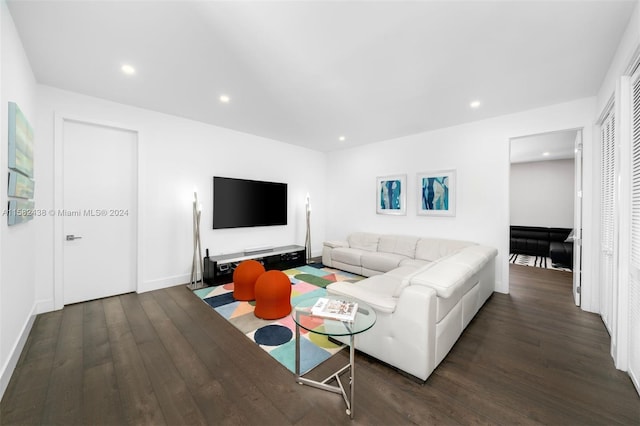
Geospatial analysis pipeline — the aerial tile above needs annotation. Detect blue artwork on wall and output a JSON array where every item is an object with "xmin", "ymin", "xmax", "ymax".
[
  {"xmin": 376, "ymin": 174, "xmax": 406, "ymax": 215},
  {"xmin": 381, "ymin": 179, "xmax": 401, "ymax": 209},
  {"xmin": 418, "ymin": 170, "xmax": 456, "ymax": 217}
]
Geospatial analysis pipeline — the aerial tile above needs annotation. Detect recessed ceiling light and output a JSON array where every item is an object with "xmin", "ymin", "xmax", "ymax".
[
  {"xmin": 219, "ymin": 94, "xmax": 230, "ymax": 103},
  {"xmin": 470, "ymin": 100, "xmax": 481, "ymax": 109},
  {"xmin": 121, "ymin": 64, "xmax": 136, "ymax": 75},
  {"xmin": 339, "ymin": 136, "xmax": 346, "ymax": 141},
  {"xmin": 543, "ymin": 152, "xmax": 550, "ymax": 156}
]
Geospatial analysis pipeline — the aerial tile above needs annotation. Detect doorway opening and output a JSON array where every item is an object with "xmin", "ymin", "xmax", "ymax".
[{"xmin": 509, "ymin": 128, "xmax": 582, "ymax": 305}]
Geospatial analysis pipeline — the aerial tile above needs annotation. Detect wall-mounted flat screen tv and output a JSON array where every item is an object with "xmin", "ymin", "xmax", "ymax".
[{"xmin": 213, "ymin": 176, "xmax": 287, "ymax": 229}]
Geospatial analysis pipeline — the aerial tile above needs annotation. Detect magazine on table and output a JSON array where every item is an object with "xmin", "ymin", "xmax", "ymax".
[{"xmin": 311, "ymin": 297, "xmax": 358, "ymax": 322}]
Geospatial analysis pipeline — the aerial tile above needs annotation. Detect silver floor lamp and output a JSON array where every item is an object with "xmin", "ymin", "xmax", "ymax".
[
  {"xmin": 190, "ymin": 191, "xmax": 204, "ymax": 288},
  {"xmin": 305, "ymin": 193, "xmax": 312, "ymax": 263}
]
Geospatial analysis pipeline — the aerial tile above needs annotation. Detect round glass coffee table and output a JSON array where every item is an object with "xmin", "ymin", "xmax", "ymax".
[{"xmin": 292, "ymin": 295, "xmax": 376, "ymax": 419}]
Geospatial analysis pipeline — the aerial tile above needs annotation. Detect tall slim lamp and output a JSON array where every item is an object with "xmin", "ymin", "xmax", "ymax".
[
  {"xmin": 191, "ymin": 191, "xmax": 204, "ymax": 287},
  {"xmin": 305, "ymin": 193, "xmax": 312, "ymax": 263}
]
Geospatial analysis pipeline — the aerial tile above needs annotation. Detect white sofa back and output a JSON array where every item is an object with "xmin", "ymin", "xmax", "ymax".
[
  {"xmin": 323, "ymin": 233, "xmax": 477, "ymax": 276},
  {"xmin": 347, "ymin": 232, "xmax": 380, "ymax": 251},
  {"xmin": 324, "ymin": 233, "xmax": 498, "ymax": 381},
  {"xmin": 414, "ymin": 238, "xmax": 475, "ymax": 262},
  {"xmin": 378, "ymin": 235, "xmax": 419, "ymax": 258}
]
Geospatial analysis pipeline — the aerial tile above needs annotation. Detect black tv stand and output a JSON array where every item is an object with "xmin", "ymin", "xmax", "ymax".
[{"xmin": 202, "ymin": 245, "xmax": 306, "ymax": 286}]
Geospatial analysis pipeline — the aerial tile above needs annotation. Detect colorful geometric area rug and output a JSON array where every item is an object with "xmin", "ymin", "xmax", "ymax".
[
  {"xmin": 193, "ymin": 265, "xmax": 363, "ymax": 375},
  {"xmin": 509, "ymin": 253, "xmax": 572, "ymax": 272}
]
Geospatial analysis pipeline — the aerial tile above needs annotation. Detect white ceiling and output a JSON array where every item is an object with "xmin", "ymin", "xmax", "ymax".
[
  {"xmin": 510, "ymin": 129, "xmax": 577, "ymax": 164},
  {"xmin": 6, "ymin": 0, "xmax": 636, "ymax": 152}
]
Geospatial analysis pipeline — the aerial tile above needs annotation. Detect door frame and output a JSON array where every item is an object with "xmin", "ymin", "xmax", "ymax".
[
  {"xmin": 53, "ymin": 113, "xmax": 142, "ymax": 310},
  {"xmin": 573, "ymin": 129, "xmax": 583, "ymax": 306},
  {"xmin": 508, "ymin": 127, "xmax": 583, "ymax": 296}
]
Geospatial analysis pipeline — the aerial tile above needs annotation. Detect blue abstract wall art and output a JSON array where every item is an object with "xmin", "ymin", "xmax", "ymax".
[
  {"xmin": 376, "ymin": 174, "xmax": 406, "ymax": 215},
  {"xmin": 417, "ymin": 170, "xmax": 456, "ymax": 216}
]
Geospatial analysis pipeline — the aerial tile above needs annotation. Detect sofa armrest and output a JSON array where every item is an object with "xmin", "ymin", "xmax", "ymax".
[
  {"xmin": 395, "ymin": 284, "xmax": 437, "ymax": 315},
  {"xmin": 550, "ymin": 241, "xmax": 573, "ymax": 269},
  {"xmin": 410, "ymin": 261, "xmax": 474, "ymax": 299},
  {"xmin": 326, "ymin": 282, "xmax": 397, "ymax": 314},
  {"xmin": 324, "ymin": 240, "xmax": 349, "ymax": 249},
  {"xmin": 323, "ymin": 241, "xmax": 349, "ymax": 268}
]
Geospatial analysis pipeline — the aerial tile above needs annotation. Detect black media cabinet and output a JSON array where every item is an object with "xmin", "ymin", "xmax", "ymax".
[{"xmin": 203, "ymin": 245, "xmax": 306, "ymax": 286}]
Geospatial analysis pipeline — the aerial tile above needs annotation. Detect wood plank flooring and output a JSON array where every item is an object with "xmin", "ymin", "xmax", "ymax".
[{"xmin": 2, "ymin": 264, "xmax": 639, "ymax": 425}]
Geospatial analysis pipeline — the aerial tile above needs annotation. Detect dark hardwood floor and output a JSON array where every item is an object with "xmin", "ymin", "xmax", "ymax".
[{"xmin": 2, "ymin": 264, "xmax": 639, "ymax": 425}]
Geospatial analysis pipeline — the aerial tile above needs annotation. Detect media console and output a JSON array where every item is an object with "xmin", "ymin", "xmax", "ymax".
[{"xmin": 203, "ymin": 245, "xmax": 306, "ymax": 286}]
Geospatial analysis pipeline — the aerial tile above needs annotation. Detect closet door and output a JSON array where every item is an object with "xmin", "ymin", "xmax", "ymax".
[
  {"xmin": 600, "ymin": 109, "xmax": 616, "ymax": 334},
  {"xmin": 629, "ymin": 70, "xmax": 640, "ymax": 391}
]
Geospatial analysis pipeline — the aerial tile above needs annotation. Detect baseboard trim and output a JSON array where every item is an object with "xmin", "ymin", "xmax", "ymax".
[
  {"xmin": 629, "ymin": 366, "xmax": 640, "ymax": 398},
  {"xmin": 35, "ymin": 298, "xmax": 55, "ymax": 314},
  {"xmin": 140, "ymin": 273, "xmax": 191, "ymax": 293},
  {"xmin": 494, "ymin": 279, "xmax": 507, "ymax": 294},
  {"xmin": 0, "ymin": 302, "xmax": 37, "ymax": 400}
]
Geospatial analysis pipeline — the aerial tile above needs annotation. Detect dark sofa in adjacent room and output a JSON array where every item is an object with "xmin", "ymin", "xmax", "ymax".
[{"xmin": 510, "ymin": 225, "xmax": 573, "ymax": 269}]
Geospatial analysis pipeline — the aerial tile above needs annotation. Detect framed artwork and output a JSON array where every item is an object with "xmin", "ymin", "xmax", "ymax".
[
  {"xmin": 8, "ymin": 102, "xmax": 34, "ymax": 178},
  {"xmin": 417, "ymin": 169, "xmax": 456, "ymax": 217},
  {"xmin": 8, "ymin": 170, "xmax": 35, "ymax": 199},
  {"xmin": 376, "ymin": 174, "xmax": 406, "ymax": 215},
  {"xmin": 7, "ymin": 199, "xmax": 35, "ymax": 226}
]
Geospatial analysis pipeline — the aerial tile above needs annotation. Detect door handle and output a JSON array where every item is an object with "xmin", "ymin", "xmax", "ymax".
[{"xmin": 66, "ymin": 234, "xmax": 83, "ymax": 241}]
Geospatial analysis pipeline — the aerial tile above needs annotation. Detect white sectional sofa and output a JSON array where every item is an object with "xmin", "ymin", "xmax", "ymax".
[{"xmin": 322, "ymin": 232, "xmax": 497, "ymax": 381}]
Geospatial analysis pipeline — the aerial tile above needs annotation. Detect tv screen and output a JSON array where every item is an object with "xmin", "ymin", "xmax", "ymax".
[{"xmin": 213, "ymin": 176, "xmax": 287, "ymax": 229}]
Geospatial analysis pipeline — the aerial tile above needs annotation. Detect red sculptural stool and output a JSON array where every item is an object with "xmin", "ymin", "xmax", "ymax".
[
  {"xmin": 233, "ymin": 260, "xmax": 265, "ymax": 301},
  {"xmin": 254, "ymin": 270, "xmax": 292, "ymax": 320}
]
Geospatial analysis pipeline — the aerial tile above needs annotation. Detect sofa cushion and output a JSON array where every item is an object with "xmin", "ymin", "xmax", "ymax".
[
  {"xmin": 410, "ymin": 260, "xmax": 475, "ymax": 298},
  {"xmin": 355, "ymin": 274, "xmax": 403, "ymax": 298},
  {"xmin": 327, "ymin": 280, "xmax": 397, "ymax": 314},
  {"xmin": 415, "ymin": 238, "xmax": 475, "ymax": 262},
  {"xmin": 361, "ymin": 251, "xmax": 409, "ymax": 273},
  {"xmin": 510, "ymin": 226, "xmax": 550, "ymax": 257},
  {"xmin": 384, "ymin": 265, "xmax": 422, "ymax": 280},
  {"xmin": 347, "ymin": 232, "xmax": 380, "ymax": 251},
  {"xmin": 399, "ymin": 258, "xmax": 430, "ymax": 268},
  {"xmin": 332, "ymin": 260, "xmax": 363, "ymax": 276},
  {"xmin": 387, "ymin": 262, "xmax": 435, "ymax": 297},
  {"xmin": 378, "ymin": 235, "xmax": 419, "ymax": 258},
  {"xmin": 461, "ymin": 245, "xmax": 498, "ymax": 262},
  {"xmin": 331, "ymin": 247, "xmax": 364, "ymax": 266},
  {"xmin": 549, "ymin": 227, "xmax": 572, "ymax": 243},
  {"xmin": 446, "ymin": 245, "xmax": 497, "ymax": 275}
]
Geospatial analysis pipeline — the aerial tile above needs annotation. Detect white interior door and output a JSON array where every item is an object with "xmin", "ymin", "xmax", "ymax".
[
  {"xmin": 573, "ymin": 130, "xmax": 583, "ymax": 306},
  {"xmin": 600, "ymin": 110, "xmax": 616, "ymax": 332},
  {"xmin": 629, "ymin": 68, "xmax": 640, "ymax": 393},
  {"xmin": 62, "ymin": 120, "xmax": 137, "ymax": 305}
]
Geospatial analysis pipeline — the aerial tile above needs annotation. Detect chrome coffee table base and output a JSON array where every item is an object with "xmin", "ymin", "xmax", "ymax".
[
  {"xmin": 291, "ymin": 296, "xmax": 376, "ymax": 420},
  {"xmin": 295, "ymin": 329, "xmax": 356, "ymax": 418}
]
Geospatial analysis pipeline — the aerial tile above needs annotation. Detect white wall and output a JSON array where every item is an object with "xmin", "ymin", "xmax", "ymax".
[
  {"xmin": 510, "ymin": 159, "xmax": 575, "ymax": 228},
  {"xmin": 0, "ymin": 0, "xmax": 38, "ymax": 398},
  {"xmin": 34, "ymin": 86, "xmax": 327, "ymax": 307},
  {"xmin": 325, "ymin": 97, "xmax": 595, "ymax": 300},
  {"xmin": 597, "ymin": 0, "xmax": 640, "ymax": 114}
]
